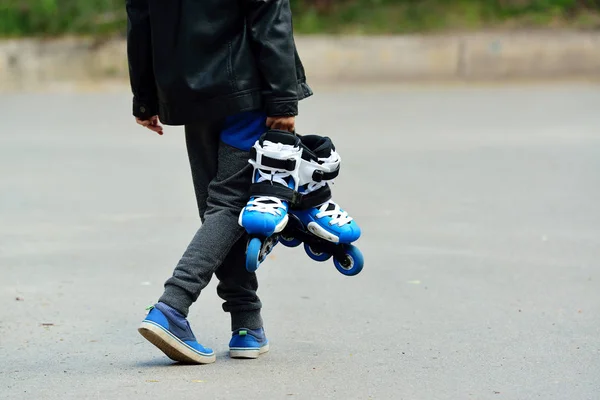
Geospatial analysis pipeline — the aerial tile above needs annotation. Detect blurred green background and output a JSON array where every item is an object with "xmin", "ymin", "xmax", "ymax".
[{"xmin": 1, "ymin": 0, "xmax": 600, "ymax": 37}]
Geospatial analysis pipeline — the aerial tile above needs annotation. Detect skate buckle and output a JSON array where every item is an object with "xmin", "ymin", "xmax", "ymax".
[
  {"xmin": 313, "ymin": 170, "xmax": 324, "ymax": 182},
  {"xmin": 291, "ymin": 191, "xmax": 302, "ymax": 208}
]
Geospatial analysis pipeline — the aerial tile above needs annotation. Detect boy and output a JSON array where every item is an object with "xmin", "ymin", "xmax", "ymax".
[{"xmin": 126, "ymin": 0, "xmax": 312, "ymax": 364}]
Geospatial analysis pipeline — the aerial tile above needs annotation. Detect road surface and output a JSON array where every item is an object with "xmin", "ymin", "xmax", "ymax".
[{"xmin": 1, "ymin": 83, "xmax": 599, "ymax": 399}]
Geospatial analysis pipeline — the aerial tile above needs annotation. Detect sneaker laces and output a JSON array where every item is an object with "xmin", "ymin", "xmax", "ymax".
[
  {"xmin": 246, "ymin": 170, "xmax": 291, "ymax": 216},
  {"xmin": 316, "ymin": 201, "xmax": 353, "ymax": 226}
]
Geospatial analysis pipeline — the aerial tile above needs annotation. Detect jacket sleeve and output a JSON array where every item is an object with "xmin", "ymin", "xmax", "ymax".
[
  {"xmin": 126, "ymin": 0, "xmax": 158, "ymax": 120},
  {"xmin": 242, "ymin": 0, "xmax": 299, "ymax": 117}
]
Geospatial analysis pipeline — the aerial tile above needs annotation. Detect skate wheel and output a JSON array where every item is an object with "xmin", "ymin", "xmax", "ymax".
[
  {"xmin": 303, "ymin": 243, "xmax": 332, "ymax": 262},
  {"xmin": 333, "ymin": 245, "xmax": 364, "ymax": 276},
  {"xmin": 280, "ymin": 233, "xmax": 301, "ymax": 248},
  {"xmin": 246, "ymin": 237, "xmax": 263, "ymax": 273}
]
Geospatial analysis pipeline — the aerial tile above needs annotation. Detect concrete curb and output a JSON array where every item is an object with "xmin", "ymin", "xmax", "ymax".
[{"xmin": 1, "ymin": 32, "xmax": 600, "ymax": 90}]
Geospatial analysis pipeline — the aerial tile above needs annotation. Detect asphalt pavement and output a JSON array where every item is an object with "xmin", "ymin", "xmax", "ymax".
[{"xmin": 1, "ymin": 83, "xmax": 599, "ymax": 400}]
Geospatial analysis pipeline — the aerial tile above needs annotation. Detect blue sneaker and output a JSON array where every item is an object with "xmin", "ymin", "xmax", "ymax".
[
  {"xmin": 229, "ymin": 328, "xmax": 270, "ymax": 359},
  {"xmin": 138, "ymin": 302, "xmax": 216, "ymax": 364}
]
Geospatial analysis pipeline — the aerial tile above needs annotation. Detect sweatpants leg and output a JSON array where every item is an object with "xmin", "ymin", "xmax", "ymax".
[
  {"xmin": 215, "ymin": 237, "xmax": 263, "ymax": 330},
  {"xmin": 185, "ymin": 120, "xmax": 219, "ymax": 221},
  {"xmin": 158, "ymin": 120, "xmax": 262, "ymax": 330}
]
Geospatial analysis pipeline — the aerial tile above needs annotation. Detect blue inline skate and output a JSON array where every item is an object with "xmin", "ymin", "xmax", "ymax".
[
  {"xmin": 279, "ymin": 135, "xmax": 364, "ymax": 276},
  {"xmin": 238, "ymin": 130, "xmax": 303, "ymax": 272}
]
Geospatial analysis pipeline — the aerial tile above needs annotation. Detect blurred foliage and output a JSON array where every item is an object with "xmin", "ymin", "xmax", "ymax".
[
  {"xmin": 290, "ymin": 0, "xmax": 600, "ymax": 33},
  {"xmin": 0, "ymin": 0, "xmax": 125, "ymax": 36},
  {"xmin": 1, "ymin": 0, "xmax": 600, "ymax": 37}
]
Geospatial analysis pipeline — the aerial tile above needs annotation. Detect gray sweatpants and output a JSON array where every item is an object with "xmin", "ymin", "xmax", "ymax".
[{"xmin": 159, "ymin": 120, "xmax": 263, "ymax": 331}]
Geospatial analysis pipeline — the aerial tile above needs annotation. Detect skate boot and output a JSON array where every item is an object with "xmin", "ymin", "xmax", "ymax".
[
  {"xmin": 239, "ymin": 130, "xmax": 302, "ymax": 272},
  {"xmin": 279, "ymin": 135, "xmax": 364, "ymax": 276}
]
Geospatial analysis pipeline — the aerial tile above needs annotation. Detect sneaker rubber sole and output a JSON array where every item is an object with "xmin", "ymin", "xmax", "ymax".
[
  {"xmin": 138, "ymin": 320, "xmax": 216, "ymax": 364},
  {"xmin": 229, "ymin": 343, "xmax": 270, "ymax": 359}
]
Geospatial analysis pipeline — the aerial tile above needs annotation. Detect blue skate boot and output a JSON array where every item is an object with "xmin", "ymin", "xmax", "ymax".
[
  {"xmin": 279, "ymin": 135, "xmax": 364, "ymax": 276},
  {"xmin": 138, "ymin": 302, "xmax": 216, "ymax": 364},
  {"xmin": 239, "ymin": 130, "xmax": 303, "ymax": 272},
  {"xmin": 229, "ymin": 328, "xmax": 270, "ymax": 359}
]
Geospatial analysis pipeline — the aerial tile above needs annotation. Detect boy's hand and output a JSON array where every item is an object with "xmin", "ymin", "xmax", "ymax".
[
  {"xmin": 266, "ymin": 116, "xmax": 295, "ymax": 133},
  {"xmin": 136, "ymin": 116, "xmax": 164, "ymax": 135}
]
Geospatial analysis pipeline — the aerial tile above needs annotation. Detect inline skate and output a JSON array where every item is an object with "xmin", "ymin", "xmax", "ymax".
[
  {"xmin": 239, "ymin": 131, "xmax": 363, "ymax": 275},
  {"xmin": 238, "ymin": 130, "xmax": 302, "ymax": 272},
  {"xmin": 279, "ymin": 134, "xmax": 363, "ymax": 276}
]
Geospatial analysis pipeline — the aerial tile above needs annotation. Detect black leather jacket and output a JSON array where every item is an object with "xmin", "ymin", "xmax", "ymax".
[{"xmin": 126, "ymin": 0, "xmax": 313, "ymax": 125}]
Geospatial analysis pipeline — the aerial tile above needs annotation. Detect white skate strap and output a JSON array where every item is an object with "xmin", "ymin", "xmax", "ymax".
[
  {"xmin": 298, "ymin": 150, "xmax": 341, "ymax": 188},
  {"xmin": 311, "ymin": 150, "xmax": 341, "ymax": 182},
  {"xmin": 250, "ymin": 147, "xmax": 298, "ymax": 172}
]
